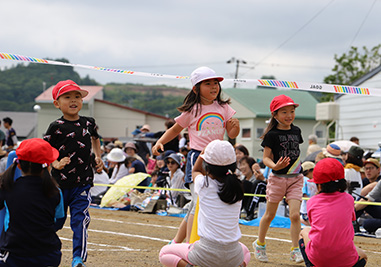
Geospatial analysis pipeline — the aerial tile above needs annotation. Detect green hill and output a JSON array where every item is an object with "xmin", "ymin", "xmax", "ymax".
[{"xmin": 0, "ymin": 60, "xmax": 188, "ymax": 118}]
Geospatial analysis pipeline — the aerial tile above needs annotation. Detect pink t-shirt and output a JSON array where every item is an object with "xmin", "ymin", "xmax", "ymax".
[
  {"xmin": 175, "ymin": 101, "xmax": 236, "ymax": 151},
  {"xmin": 306, "ymin": 192, "xmax": 358, "ymax": 267}
]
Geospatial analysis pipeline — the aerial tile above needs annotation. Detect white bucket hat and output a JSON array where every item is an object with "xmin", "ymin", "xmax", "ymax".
[
  {"xmin": 106, "ymin": 148, "xmax": 126, "ymax": 163},
  {"xmin": 201, "ymin": 140, "xmax": 236, "ymax": 166},
  {"xmin": 190, "ymin": 66, "xmax": 224, "ymax": 87}
]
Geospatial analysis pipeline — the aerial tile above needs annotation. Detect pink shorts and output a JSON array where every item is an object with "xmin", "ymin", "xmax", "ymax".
[{"xmin": 266, "ymin": 173, "xmax": 303, "ymax": 203}]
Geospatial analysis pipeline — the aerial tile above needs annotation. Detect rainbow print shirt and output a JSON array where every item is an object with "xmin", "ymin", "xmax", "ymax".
[{"xmin": 175, "ymin": 101, "xmax": 236, "ymax": 151}]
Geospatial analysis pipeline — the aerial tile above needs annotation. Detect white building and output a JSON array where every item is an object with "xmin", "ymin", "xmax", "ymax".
[{"xmin": 335, "ymin": 65, "xmax": 381, "ymax": 150}]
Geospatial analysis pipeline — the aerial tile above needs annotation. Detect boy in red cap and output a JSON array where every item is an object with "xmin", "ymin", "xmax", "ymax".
[
  {"xmin": 44, "ymin": 80, "xmax": 103, "ymax": 267},
  {"xmin": 0, "ymin": 138, "xmax": 64, "ymax": 266},
  {"xmin": 299, "ymin": 158, "xmax": 367, "ymax": 267}
]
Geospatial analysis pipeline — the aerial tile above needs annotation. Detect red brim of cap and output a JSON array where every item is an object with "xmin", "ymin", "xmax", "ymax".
[
  {"xmin": 54, "ymin": 85, "xmax": 89, "ymax": 100},
  {"xmin": 272, "ymin": 102, "xmax": 299, "ymax": 112},
  {"xmin": 199, "ymin": 76, "xmax": 224, "ymax": 84}
]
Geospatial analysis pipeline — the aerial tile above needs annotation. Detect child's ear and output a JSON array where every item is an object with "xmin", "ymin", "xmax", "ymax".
[
  {"xmin": 192, "ymin": 86, "xmax": 197, "ymax": 94},
  {"xmin": 53, "ymin": 100, "xmax": 61, "ymax": 109}
]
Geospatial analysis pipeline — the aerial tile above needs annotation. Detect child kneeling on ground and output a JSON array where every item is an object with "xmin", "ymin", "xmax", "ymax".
[
  {"xmin": 159, "ymin": 140, "xmax": 250, "ymax": 267},
  {"xmin": 299, "ymin": 158, "xmax": 367, "ymax": 267}
]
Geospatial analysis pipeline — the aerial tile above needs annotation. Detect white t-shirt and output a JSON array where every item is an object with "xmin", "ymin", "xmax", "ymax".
[
  {"xmin": 194, "ymin": 174, "xmax": 241, "ymax": 243},
  {"xmin": 345, "ymin": 168, "xmax": 363, "ymax": 197},
  {"xmin": 90, "ymin": 170, "xmax": 110, "ymax": 197},
  {"xmin": 175, "ymin": 101, "xmax": 235, "ymax": 151},
  {"xmin": 109, "ymin": 163, "xmax": 129, "ymax": 184}
]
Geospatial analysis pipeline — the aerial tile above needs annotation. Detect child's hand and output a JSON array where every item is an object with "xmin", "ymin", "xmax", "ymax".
[
  {"xmin": 228, "ymin": 118, "xmax": 240, "ymax": 129},
  {"xmin": 53, "ymin": 157, "xmax": 71, "ymax": 170},
  {"xmin": 252, "ymin": 163, "xmax": 265, "ymax": 181},
  {"xmin": 273, "ymin": 156, "xmax": 290, "ymax": 171},
  {"xmin": 152, "ymin": 142, "xmax": 164, "ymax": 156},
  {"xmin": 95, "ymin": 157, "xmax": 104, "ymax": 173}
]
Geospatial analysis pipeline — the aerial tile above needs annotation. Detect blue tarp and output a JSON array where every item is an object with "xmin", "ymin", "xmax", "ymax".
[{"xmin": 239, "ymin": 215, "xmax": 291, "ymax": 229}]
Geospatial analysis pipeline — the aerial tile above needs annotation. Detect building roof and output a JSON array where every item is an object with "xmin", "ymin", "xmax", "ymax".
[
  {"xmin": 223, "ymin": 88, "xmax": 318, "ymax": 120},
  {"xmin": 0, "ymin": 111, "xmax": 37, "ymax": 138},
  {"xmin": 35, "ymin": 85, "xmax": 104, "ymax": 103}
]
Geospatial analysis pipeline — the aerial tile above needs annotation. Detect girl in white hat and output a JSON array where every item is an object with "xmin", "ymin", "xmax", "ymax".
[
  {"xmin": 159, "ymin": 140, "xmax": 250, "ymax": 267},
  {"xmin": 152, "ymin": 66, "xmax": 240, "ymax": 243}
]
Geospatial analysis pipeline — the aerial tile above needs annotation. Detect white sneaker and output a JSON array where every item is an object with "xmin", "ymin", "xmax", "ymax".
[
  {"xmin": 253, "ymin": 239, "xmax": 268, "ymax": 262},
  {"xmin": 290, "ymin": 247, "xmax": 303, "ymax": 263}
]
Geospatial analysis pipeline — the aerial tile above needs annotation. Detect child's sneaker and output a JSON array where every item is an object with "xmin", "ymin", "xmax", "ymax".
[
  {"xmin": 72, "ymin": 256, "xmax": 86, "ymax": 267},
  {"xmin": 290, "ymin": 247, "xmax": 303, "ymax": 263},
  {"xmin": 253, "ymin": 239, "xmax": 268, "ymax": 262}
]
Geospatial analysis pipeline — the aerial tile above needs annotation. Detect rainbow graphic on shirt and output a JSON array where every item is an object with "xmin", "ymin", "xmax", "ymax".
[
  {"xmin": 196, "ymin": 112, "xmax": 224, "ymax": 131},
  {"xmin": 287, "ymin": 156, "xmax": 302, "ymax": 174}
]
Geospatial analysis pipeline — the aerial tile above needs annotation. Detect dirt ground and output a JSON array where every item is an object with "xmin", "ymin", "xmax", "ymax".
[{"xmin": 58, "ymin": 208, "xmax": 381, "ymax": 267}]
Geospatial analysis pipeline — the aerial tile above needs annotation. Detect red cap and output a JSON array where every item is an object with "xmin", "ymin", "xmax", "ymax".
[
  {"xmin": 16, "ymin": 138, "xmax": 59, "ymax": 166},
  {"xmin": 308, "ymin": 158, "xmax": 344, "ymax": 184},
  {"xmin": 270, "ymin": 94, "xmax": 299, "ymax": 113},
  {"xmin": 52, "ymin": 80, "xmax": 89, "ymax": 100}
]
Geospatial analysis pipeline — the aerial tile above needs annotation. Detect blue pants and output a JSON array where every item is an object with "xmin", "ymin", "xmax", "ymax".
[
  {"xmin": 184, "ymin": 149, "xmax": 201, "ymax": 186},
  {"xmin": 0, "ymin": 249, "xmax": 61, "ymax": 267},
  {"xmin": 55, "ymin": 185, "xmax": 91, "ymax": 261}
]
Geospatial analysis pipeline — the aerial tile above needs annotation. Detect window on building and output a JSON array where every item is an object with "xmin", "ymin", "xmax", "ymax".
[
  {"xmin": 316, "ymin": 130, "xmax": 323, "ymax": 138},
  {"xmin": 242, "ymin": 128, "xmax": 251, "ymax": 139},
  {"xmin": 256, "ymin": 128, "xmax": 264, "ymax": 139}
]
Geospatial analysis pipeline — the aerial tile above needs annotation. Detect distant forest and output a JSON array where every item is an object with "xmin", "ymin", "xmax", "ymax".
[{"xmin": 0, "ymin": 59, "xmax": 186, "ymax": 118}]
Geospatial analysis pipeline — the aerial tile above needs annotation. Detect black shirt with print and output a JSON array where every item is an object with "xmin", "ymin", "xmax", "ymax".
[
  {"xmin": 261, "ymin": 124, "xmax": 303, "ymax": 175},
  {"xmin": 44, "ymin": 116, "xmax": 99, "ymax": 189}
]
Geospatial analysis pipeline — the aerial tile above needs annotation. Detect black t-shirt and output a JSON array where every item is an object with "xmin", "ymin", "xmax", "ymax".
[
  {"xmin": 261, "ymin": 125, "xmax": 303, "ymax": 175},
  {"xmin": 0, "ymin": 176, "xmax": 61, "ymax": 256},
  {"xmin": 44, "ymin": 116, "xmax": 99, "ymax": 189}
]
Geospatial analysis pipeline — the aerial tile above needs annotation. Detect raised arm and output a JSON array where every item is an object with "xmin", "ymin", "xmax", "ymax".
[{"xmin": 152, "ymin": 123, "xmax": 184, "ymax": 155}]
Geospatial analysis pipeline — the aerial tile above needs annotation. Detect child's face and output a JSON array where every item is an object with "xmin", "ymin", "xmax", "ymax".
[
  {"xmin": 53, "ymin": 91, "xmax": 83, "ymax": 120},
  {"xmin": 274, "ymin": 105, "xmax": 295, "ymax": 129},
  {"xmin": 197, "ymin": 78, "xmax": 220, "ymax": 104}
]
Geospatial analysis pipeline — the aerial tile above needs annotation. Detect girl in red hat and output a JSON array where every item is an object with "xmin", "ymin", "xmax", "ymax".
[
  {"xmin": 0, "ymin": 138, "xmax": 64, "ymax": 267},
  {"xmin": 253, "ymin": 94, "xmax": 304, "ymax": 263}
]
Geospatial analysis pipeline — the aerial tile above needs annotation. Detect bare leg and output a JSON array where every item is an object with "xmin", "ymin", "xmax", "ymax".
[
  {"xmin": 258, "ymin": 202, "xmax": 279, "ymax": 243},
  {"xmin": 186, "ymin": 214, "xmax": 194, "ymax": 243},
  {"xmin": 288, "ymin": 199, "xmax": 302, "ymax": 247},
  {"xmin": 173, "ymin": 219, "xmax": 187, "ymax": 243},
  {"xmin": 356, "ymin": 246, "xmax": 368, "ymax": 262}
]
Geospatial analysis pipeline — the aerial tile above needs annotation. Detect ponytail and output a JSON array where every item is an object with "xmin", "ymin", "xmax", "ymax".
[
  {"xmin": 0, "ymin": 162, "xmax": 18, "ymax": 191},
  {"xmin": 0, "ymin": 160, "xmax": 59, "ymax": 198},
  {"xmin": 204, "ymin": 162, "xmax": 244, "ymax": 204}
]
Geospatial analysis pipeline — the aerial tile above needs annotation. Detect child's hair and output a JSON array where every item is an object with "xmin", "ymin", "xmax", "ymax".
[
  {"xmin": 203, "ymin": 162, "xmax": 244, "ymax": 204},
  {"xmin": 235, "ymin": 145, "xmax": 249, "ymax": 157},
  {"xmin": 125, "ymin": 156, "xmax": 136, "ymax": 167},
  {"xmin": 177, "ymin": 81, "xmax": 230, "ymax": 116},
  {"xmin": 3, "ymin": 117, "xmax": 12, "ymax": 125},
  {"xmin": 239, "ymin": 156, "xmax": 256, "ymax": 169},
  {"xmin": 260, "ymin": 115, "xmax": 279, "ymax": 140},
  {"xmin": 0, "ymin": 160, "xmax": 60, "ymax": 198},
  {"xmin": 345, "ymin": 153, "xmax": 363, "ymax": 167},
  {"xmin": 319, "ymin": 179, "xmax": 347, "ymax": 193}
]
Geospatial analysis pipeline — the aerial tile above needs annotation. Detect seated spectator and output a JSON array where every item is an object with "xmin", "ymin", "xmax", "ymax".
[
  {"xmin": 239, "ymin": 156, "xmax": 267, "ymax": 220},
  {"xmin": 362, "ymin": 158, "xmax": 381, "ymax": 187},
  {"xmin": 125, "ymin": 156, "xmax": 147, "ymax": 174},
  {"xmin": 355, "ymin": 181, "xmax": 381, "ymax": 234},
  {"xmin": 300, "ymin": 161, "xmax": 317, "ymax": 226},
  {"xmin": 163, "ymin": 153, "xmax": 185, "ymax": 206},
  {"xmin": 146, "ymin": 119, "xmax": 180, "ymax": 152},
  {"xmin": 114, "ymin": 140, "xmax": 123, "ymax": 149},
  {"xmin": 306, "ymin": 134, "xmax": 321, "ymax": 156},
  {"xmin": 124, "ymin": 142, "xmax": 145, "ymax": 164},
  {"xmin": 107, "ymin": 148, "xmax": 129, "ymax": 184},
  {"xmin": 235, "ymin": 144, "xmax": 249, "ymax": 178},
  {"xmin": 125, "ymin": 156, "xmax": 148, "ymax": 193},
  {"xmin": 345, "ymin": 146, "xmax": 364, "ymax": 199},
  {"xmin": 90, "ymin": 154, "xmax": 110, "ymax": 204},
  {"xmin": 322, "ymin": 143, "xmax": 344, "ymax": 165}
]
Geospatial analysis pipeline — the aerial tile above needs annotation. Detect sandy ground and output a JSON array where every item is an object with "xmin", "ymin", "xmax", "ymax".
[{"xmin": 57, "ymin": 208, "xmax": 381, "ymax": 267}]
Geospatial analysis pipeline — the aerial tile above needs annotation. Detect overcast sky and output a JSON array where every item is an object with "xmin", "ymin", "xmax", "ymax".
[{"xmin": 1, "ymin": 0, "xmax": 380, "ymax": 89}]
